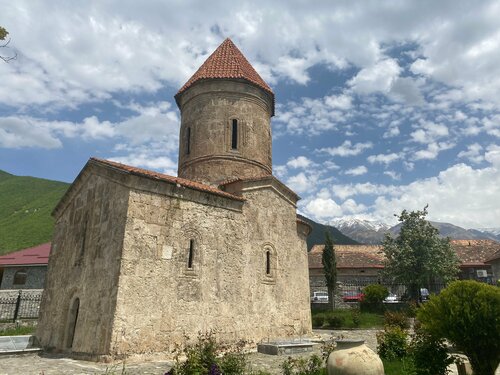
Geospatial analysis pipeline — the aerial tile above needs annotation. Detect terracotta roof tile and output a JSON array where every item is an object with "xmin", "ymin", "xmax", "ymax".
[
  {"xmin": 0, "ymin": 243, "xmax": 51, "ymax": 266},
  {"xmin": 308, "ymin": 240, "xmax": 500, "ymax": 270},
  {"xmin": 90, "ymin": 158, "xmax": 244, "ymax": 202},
  {"xmin": 175, "ymin": 38, "xmax": 274, "ymax": 104},
  {"xmin": 451, "ymin": 239, "xmax": 500, "ymax": 266},
  {"xmin": 309, "ymin": 245, "xmax": 384, "ymax": 269}
]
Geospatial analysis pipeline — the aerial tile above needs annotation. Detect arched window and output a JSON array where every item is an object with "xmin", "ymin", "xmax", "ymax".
[
  {"xmin": 66, "ymin": 297, "xmax": 80, "ymax": 349},
  {"xmin": 262, "ymin": 244, "xmax": 277, "ymax": 284},
  {"xmin": 187, "ymin": 239, "xmax": 194, "ymax": 269},
  {"xmin": 13, "ymin": 269, "xmax": 27, "ymax": 285},
  {"xmin": 231, "ymin": 119, "xmax": 238, "ymax": 149},
  {"xmin": 266, "ymin": 250, "xmax": 271, "ymax": 275}
]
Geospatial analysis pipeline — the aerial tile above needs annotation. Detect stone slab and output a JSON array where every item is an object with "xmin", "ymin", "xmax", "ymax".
[{"xmin": 257, "ymin": 341, "xmax": 315, "ymax": 356}]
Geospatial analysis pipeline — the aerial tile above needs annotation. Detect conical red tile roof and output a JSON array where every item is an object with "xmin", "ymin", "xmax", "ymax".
[{"xmin": 176, "ymin": 38, "xmax": 274, "ymax": 101}]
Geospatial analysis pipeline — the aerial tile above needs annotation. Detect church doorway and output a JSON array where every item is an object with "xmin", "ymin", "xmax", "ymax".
[{"xmin": 66, "ymin": 297, "xmax": 80, "ymax": 349}]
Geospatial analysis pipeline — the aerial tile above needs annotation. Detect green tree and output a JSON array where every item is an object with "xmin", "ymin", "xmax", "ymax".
[
  {"xmin": 322, "ymin": 231, "xmax": 337, "ymax": 309},
  {"xmin": 382, "ymin": 206, "xmax": 459, "ymax": 301},
  {"xmin": 418, "ymin": 280, "xmax": 500, "ymax": 375},
  {"xmin": 0, "ymin": 26, "xmax": 16, "ymax": 62}
]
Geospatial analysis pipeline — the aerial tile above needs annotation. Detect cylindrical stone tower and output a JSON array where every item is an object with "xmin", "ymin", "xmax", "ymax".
[{"xmin": 175, "ymin": 38, "xmax": 275, "ymax": 186}]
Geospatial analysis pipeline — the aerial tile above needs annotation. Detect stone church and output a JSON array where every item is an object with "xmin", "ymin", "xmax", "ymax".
[{"xmin": 37, "ymin": 39, "xmax": 312, "ymax": 359}]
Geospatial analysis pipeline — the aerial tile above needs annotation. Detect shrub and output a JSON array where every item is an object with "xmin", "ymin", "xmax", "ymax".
[
  {"xmin": 326, "ymin": 315, "xmax": 344, "ymax": 329},
  {"xmin": 351, "ymin": 308, "xmax": 361, "ymax": 327},
  {"xmin": 418, "ymin": 281, "xmax": 500, "ymax": 375},
  {"xmin": 166, "ymin": 331, "xmax": 248, "ymax": 375},
  {"xmin": 281, "ymin": 354, "xmax": 324, "ymax": 375},
  {"xmin": 384, "ymin": 311, "xmax": 410, "ymax": 329},
  {"xmin": 320, "ymin": 338, "xmax": 336, "ymax": 363},
  {"xmin": 376, "ymin": 326, "xmax": 409, "ymax": 360},
  {"xmin": 409, "ymin": 328, "xmax": 453, "ymax": 375},
  {"xmin": 361, "ymin": 284, "xmax": 388, "ymax": 312},
  {"xmin": 312, "ymin": 314, "xmax": 325, "ymax": 328}
]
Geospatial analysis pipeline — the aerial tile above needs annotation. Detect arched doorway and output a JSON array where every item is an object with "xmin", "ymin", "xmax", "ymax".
[{"xmin": 66, "ymin": 298, "xmax": 80, "ymax": 349}]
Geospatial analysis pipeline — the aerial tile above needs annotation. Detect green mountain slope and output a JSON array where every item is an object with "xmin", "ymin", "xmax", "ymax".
[
  {"xmin": 0, "ymin": 170, "xmax": 69, "ymax": 255},
  {"xmin": 298, "ymin": 214, "xmax": 359, "ymax": 250}
]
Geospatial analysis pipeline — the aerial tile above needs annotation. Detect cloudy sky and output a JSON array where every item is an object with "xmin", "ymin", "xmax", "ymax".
[{"xmin": 1, "ymin": 1, "xmax": 500, "ymax": 229}]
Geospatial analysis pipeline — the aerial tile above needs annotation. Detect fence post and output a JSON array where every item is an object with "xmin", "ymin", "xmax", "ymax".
[{"xmin": 13, "ymin": 290, "xmax": 22, "ymax": 322}]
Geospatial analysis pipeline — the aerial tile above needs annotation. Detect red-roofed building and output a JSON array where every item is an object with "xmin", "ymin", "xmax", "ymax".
[
  {"xmin": 308, "ymin": 240, "xmax": 500, "ymax": 296},
  {"xmin": 0, "ymin": 243, "xmax": 51, "ymax": 290}
]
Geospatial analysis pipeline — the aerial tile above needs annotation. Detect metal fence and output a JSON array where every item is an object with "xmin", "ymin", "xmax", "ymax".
[
  {"xmin": 312, "ymin": 280, "xmax": 447, "ymax": 305},
  {"xmin": 0, "ymin": 291, "xmax": 42, "ymax": 322}
]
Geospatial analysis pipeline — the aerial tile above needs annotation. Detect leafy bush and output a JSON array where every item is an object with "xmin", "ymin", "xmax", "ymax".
[
  {"xmin": 409, "ymin": 328, "xmax": 453, "ymax": 375},
  {"xmin": 166, "ymin": 331, "xmax": 247, "ymax": 375},
  {"xmin": 312, "ymin": 314, "xmax": 325, "ymax": 328},
  {"xmin": 418, "ymin": 280, "xmax": 500, "ymax": 375},
  {"xmin": 326, "ymin": 315, "xmax": 344, "ymax": 328},
  {"xmin": 376, "ymin": 326, "xmax": 409, "ymax": 360},
  {"xmin": 384, "ymin": 311, "xmax": 410, "ymax": 329},
  {"xmin": 281, "ymin": 354, "xmax": 324, "ymax": 375},
  {"xmin": 320, "ymin": 338, "xmax": 336, "ymax": 363},
  {"xmin": 351, "ymin": 308, "xmax": 361, "ymax": 327},
  {"xmin": 361, "ymin": 284, "xmax": 388, "ymax": 312}
]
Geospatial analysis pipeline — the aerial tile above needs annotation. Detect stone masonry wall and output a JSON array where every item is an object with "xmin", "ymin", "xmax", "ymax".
[
  {"xmin": 36, "ymin": 166, "xmax": 129, "ymax": 356},
  {"xmin": 0, "ymin": 266, "xmax": 47, "ymax": 289},
  {"xmin": 177, "ymin": 80, "xmax": 273, "ymax": 185},
  {"xmin": 108, "ymin": 180, "xmax": 311, "ymax": 357}
]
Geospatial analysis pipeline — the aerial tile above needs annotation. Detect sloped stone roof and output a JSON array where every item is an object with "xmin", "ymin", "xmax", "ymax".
[
  {"xmin": 309, "ymin": 244, "xmax": 384, "ymax": 269},
  {"xmin": 90, "ymin": 158, "xmax": 245, "ymax": 202},
  {"xmin": 308, "ymin": 240, "xmax": 500, "ymax": 270},
  {"xmin": 451, "ymin": 239, "xmax": 500, "ymax": 266},
  {"xmin": 175, "ymin": 38, "xmax": 274, "ymax": 101}
]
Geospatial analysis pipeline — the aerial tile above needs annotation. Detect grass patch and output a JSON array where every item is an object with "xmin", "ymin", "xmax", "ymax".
[
  {"xmin": 382, "ymin": 358, "xmax": 415, "ymax": 375},
  {"xmin": 0, "ymin": 325, "xmax": 36, "ymax": 336},
  {"xmin": 312, "ymin": 309, "xmax": 384, "ymax": 329}
]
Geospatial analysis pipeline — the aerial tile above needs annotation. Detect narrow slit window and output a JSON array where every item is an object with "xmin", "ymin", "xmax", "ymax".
[
  {"xmin": 266, "ymin": 250, "xmax": 271, "ymax": 275},
  {"xmin": 186, "ymin": 127, "xmax": 191, "ymax": 155},
  {"xmin": 231, "ymin": 119, "xmax": 238, "ymax": 149},
  {"xmin": 188, "ymin": 239, "xmax": 194, "ymax": 269}
]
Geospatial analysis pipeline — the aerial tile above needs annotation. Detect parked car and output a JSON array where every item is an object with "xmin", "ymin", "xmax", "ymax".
[
  {"xmin": 420, "ymin": 288, "xmax": 430, "ymax": 302},
  {"xmin": 311, "ymin": 291, "xmax": 329, "ymax": 303},
  {"xmin": 383, "ymin": 293, "xmax": 399, "ymax": 303},
  {"xmin": 342, "ymin": 291, "xmax": 364, "ymax": 302}
]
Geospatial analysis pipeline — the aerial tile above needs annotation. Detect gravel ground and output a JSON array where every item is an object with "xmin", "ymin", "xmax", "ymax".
[{"xmin": 0, "ymin": 330, "xmax": 498, "ymax": 375}]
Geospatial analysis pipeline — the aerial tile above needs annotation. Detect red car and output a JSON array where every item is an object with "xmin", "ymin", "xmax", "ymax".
[{"xmin": 342, "ymin": 291, "xmax": 365, "ymax": 302}]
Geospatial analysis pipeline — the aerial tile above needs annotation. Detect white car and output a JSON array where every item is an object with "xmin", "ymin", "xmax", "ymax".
[
  {"xmin": 311, "ymin": 291, "xmax": 329, "ymax": 303},
  {"xmin": 384, "ymin": 293, "xmax": 399, "ymax": 303}
]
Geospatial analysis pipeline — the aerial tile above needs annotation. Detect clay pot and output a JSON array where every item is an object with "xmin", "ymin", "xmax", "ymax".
[{"xmin": 327, "ymin": 339, "xmax": 384, "ymax": 375}]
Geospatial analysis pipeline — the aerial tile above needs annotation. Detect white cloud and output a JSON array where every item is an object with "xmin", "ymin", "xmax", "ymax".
[
  {"xmin": 485, "ymin": 144, "xmax": 500, "ymax": 167},
  {"xmin": 349, "ymin": 58, "xmax": 401, "ymax": 95},
  {"xmin": 410, "ymin": 121, "xmax": 449, "ymax": 144},
  {"xmin": 325, "ymin": 94, "xmax": 353, "ymax": 110},
  {"xmin": 286, "ymin": 172, "xmax": 313, "ymax": 194},
  {"xmin": 0, "ymin": 117, "xmax": 66, "ymax": 149},
  {"xmin": 304, "ymin": 198, "xmax": 343, "ymax": 219},
  {"xmin": 384, "ymin": 171, "xmax": 401, "ymax": 180},
  {"xmin": 457, "ymin": 143, "xmax": 484, "ymax": 164},
  {"xmin": 286, "ymin": 156, "xmax": 313, "ymax": 169},
  {"xmin": 318, "ymin": 141, "xmax": 373, "ymax": 157},
  {"xmin": 345, "ymin": 165, "xmax": 368, "ymax": 176},
  {"xmin": 413, "ymin": 142, "xmax": 455, "ymax": 160},
  {"xmin": 372, "ymin": 163, "xmax": 500, "ymax": 228},
  {"xmin": 367, "ymin": 153, "xmax": 400, "ymax": 165}
]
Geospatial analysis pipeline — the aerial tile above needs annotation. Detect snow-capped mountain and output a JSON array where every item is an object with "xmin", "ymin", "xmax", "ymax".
[
  {"xmin": 474, "ymin": 228, "xmax": 500, "ymax": 241},
  {"xmin": 330, "ymin": 218, "xmax": 500, "ymax": 244},
  {"xmin": 330, "ymin": 218, "xmax": 391, "ymax": 244}
]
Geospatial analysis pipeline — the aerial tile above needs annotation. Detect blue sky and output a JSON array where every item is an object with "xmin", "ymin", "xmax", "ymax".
[{"xmin": 1, "ymin": 1, "xmax": 500, "ymax": 228}]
